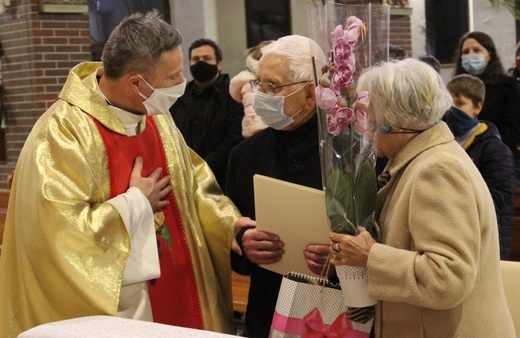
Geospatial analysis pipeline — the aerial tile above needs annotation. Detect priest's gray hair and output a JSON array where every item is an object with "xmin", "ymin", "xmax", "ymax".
[
  {"xmin": 102, "ymin": 10, "xmax": 183, "ymax": 79},
  {"xmin": 261, "ymin": 35, "xmax": 327, "ymax": 83}
]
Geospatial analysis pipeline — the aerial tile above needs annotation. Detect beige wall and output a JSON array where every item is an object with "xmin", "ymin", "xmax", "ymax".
[{"xmin": 215, "ymin": 0, "xmax": 247, "ymax": 77}]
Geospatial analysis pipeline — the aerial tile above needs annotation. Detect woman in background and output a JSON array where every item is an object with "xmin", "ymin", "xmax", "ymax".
[{"xmin": 453, "ymin": 31, "xmax": 520, "ymax": 162}]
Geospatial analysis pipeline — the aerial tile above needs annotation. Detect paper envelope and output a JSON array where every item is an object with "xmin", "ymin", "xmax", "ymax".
[{"xmin": 253, "ymin": 174, "xmax": 331, "ymax": 276}]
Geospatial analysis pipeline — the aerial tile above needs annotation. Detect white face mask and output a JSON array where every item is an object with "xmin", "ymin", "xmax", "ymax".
[
  {"xmin": 252, "ymin": 84, "xmax": 306, "ymax": 130},
  {"xmin": 138, "ymin": 75, "xmax": 186, "ymax": 116}
]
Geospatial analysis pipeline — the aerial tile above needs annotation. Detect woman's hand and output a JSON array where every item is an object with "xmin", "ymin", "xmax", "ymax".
[{"xmin": 329, "ymin": 227, "xmax": 376, "ymax": 268}]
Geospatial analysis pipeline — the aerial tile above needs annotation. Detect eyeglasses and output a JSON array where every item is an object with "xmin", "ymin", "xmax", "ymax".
[{"xmin": 249, "ymin": 79, "xmax": 310, "ymax": 96}]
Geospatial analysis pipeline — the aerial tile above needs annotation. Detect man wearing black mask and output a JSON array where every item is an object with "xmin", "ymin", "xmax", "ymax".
[{"xmin": 170, "ymin": 38, "xmax": 244, "ymax": 190}]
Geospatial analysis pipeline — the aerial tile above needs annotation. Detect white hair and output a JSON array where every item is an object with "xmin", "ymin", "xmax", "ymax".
[
  {"xmin": 261, "ymin": 35, "xmax": 326, "ymax": 82},
  {"xmin": 357, "ymin": 58, "xmax": 452, "ymax": 132}
]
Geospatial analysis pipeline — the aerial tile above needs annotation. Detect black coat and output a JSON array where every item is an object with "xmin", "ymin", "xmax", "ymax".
[
  {"xmin": 170, "ymin": 74, "xmax": 244, "ymax": 190},
  {"xmin": 465, "ymin": 121, "xmax": 516, "ymax": 260},
  {"xmin": 226, "ymin": 114, "xmax": 322, "ymax": 338},
  {"xmin": 479, "ymin": 76, "xmax": 520, "ymax": 157}
]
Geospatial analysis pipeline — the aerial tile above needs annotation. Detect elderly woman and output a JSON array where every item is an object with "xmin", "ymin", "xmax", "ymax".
[
  {"xmin": 329, "ymin": 59, "xmax": 515, "ymax": 337},
  {"xmin": 226, "ymin": 35, "xmax": 329, "ymax": 338}
]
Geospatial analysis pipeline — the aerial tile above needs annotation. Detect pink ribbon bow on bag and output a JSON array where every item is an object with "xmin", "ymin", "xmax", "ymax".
[{"xmin": 302, "ymin": 308, "xmax": 353, "ymax": 338}]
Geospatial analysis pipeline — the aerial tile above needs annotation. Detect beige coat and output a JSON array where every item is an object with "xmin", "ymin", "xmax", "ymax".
[{"xmin": 368, "ymin": 122, "xmax": 515, "ymax": 338}]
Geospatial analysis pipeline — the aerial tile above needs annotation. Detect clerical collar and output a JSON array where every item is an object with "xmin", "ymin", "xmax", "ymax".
[{"xmin": 96, "ymin": 68, "xmax": 145, "ymax": 136}]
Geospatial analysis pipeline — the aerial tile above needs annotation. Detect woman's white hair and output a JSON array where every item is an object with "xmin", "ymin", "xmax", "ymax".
[
  {"xmin": 357, "ymin": 58, "xmax": 452, "ymax": 132},
  {"xmin": 261, "ymin": 35, "xmax": 326, "ymax": 82}
]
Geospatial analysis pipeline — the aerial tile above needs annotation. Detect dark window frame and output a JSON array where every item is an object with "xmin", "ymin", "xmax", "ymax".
[
  {"xmin": 245, "ymin": 0, "xmax": 292, "ymax": 48},
  {"xmin": 425, "ymin": 0, "xmax": 469, "ymax": 64}
]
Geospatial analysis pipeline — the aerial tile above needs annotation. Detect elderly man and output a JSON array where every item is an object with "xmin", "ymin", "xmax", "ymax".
[
  {"xmin": 0, "ymin": 11, "xmax": 253, "ymax": 337},
  {"xmin": 225, "ymin": 35, "xmax": 330, "ymax": 338}
]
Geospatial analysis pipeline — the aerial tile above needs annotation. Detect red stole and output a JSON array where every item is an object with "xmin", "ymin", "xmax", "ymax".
[{"xmin": 92, "ymin": 116, "xmax": 204, "ymax": 329}]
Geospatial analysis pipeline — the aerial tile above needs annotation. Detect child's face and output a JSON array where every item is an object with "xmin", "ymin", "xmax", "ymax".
[{"xmin": 450, "ymin": 93, "xmax": 481, "ymax": 118}]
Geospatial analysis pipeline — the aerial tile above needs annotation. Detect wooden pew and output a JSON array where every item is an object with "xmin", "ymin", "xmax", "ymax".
[{"xmin": 231, "ymin": 271, "xmax": 250, "ymax": 334}]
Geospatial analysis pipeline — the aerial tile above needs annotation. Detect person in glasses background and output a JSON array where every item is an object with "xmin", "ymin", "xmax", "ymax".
[
  {"xmin": 225, "ymin": 35, "xmax": 330, "ymax": 338},
  {"xmin": 169, "ymin": 38, "xmax": 244, "ymax": 191}
]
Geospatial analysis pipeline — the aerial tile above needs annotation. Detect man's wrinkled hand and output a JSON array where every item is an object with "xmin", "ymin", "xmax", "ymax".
[
  {"xmin": 242, "ymin": 229, "xmax": 284, "ymax": 265},
  {"xmin": 232, "ymin": 217, "xmax": 256, "ymax": 255},
  {"xmin": 304, "ymin": 244, "xmax": 333, "ymax": 276}
]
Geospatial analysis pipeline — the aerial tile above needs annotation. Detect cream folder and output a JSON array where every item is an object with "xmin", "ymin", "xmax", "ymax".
[{"xmin": 253, "ymin": 174, "xmax": 331, "ymax": 276}]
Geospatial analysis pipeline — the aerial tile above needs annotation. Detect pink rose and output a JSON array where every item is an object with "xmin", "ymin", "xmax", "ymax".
[{"xmin": 316, "ymin": 86, "xmax": 338, "ymax": 110}]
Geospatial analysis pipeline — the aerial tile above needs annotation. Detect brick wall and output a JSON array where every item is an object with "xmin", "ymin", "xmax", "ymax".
[
  {"xmin": 0, "ymin": 1, "xmax": 413, "ymax": 189},
  {"xmin": 390, "ymin": 12, "xmax": 412, "ymax": 56},
  {"xmin": 0, "ymin": 0, "xmax": 90, "ymax": 188}
]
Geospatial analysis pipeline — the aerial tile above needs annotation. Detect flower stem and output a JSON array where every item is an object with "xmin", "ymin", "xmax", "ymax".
[{"xmin": 350, "ymin": 124, "xmax": 359, "ymax": 234}]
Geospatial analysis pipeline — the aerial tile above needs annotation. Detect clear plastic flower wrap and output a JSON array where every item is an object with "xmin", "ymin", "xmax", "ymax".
[{"xmin": 308, "ymin": 2, "xmax": 390, "ymax": 239}]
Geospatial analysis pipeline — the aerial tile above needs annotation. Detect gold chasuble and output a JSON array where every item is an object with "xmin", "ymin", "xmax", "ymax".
[
  {"xmin": 0, "ymin": 62, "xmax": 239, "ymax": 337},
  {"xmin": 92, "ymin": 116, "xmax": 203, "ymax": 328}
]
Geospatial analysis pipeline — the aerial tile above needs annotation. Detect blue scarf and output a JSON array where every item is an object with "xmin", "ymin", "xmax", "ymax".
[{"xmin": 444, "ymin": 106, "xmax": 479, "ymax": 136}]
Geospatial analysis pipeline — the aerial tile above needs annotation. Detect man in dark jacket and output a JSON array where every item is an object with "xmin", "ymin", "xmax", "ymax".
[
  {"xmin": 226, "ymin": 35, "xmax": 331, "ymax": 338},
  {"xmin": 445, "ymin": 74, "xmax": 515, "ymax": 260},
  {"xmin": 170, "ymin": 38, "xmax": 243, "ymax": 190}
]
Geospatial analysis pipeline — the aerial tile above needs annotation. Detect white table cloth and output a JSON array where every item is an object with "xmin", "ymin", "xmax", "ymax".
[{"xmin": 18, "ymin": 316, "xmax": 238, "ymax": 337}]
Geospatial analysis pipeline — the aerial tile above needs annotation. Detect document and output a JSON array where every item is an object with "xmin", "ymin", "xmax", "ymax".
[{"xmin": 253, "ymin": 174, "xmax": 330, "ymax": 276}]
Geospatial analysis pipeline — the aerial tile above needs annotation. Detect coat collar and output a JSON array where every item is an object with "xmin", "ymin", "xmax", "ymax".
[
  {"xmin": 377, "ymin": 122, "xmax": 454, "ymax": 207},
  {"xmin": 386, "ymin": 122, "xmax": 454, "ymax": 177}
]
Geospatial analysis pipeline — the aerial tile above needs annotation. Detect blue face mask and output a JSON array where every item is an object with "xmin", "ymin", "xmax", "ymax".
[{"xmin": 461, "ymin": 54, "xmax": 488, "ymax": 75}]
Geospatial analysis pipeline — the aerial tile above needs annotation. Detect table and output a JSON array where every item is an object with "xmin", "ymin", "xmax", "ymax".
[{"xmin": 18, "ymin": 316, "xmax": 238, "ymax": 337}]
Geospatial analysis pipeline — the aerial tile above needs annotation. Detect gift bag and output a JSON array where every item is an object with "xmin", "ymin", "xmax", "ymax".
[{"xmin": 269, "ymin": 272, "xmax": 374, "ymax": 338}]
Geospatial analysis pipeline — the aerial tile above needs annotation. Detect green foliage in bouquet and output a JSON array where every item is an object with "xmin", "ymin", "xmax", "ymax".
[{"xmin": 315, "ymin": 16, "xmax": 378, "ymax": 239}]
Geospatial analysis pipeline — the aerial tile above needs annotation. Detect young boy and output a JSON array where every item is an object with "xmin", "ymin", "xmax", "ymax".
[{"xmin": 445, "ymin": 74, "xmax": 516, "ymax": 260}]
